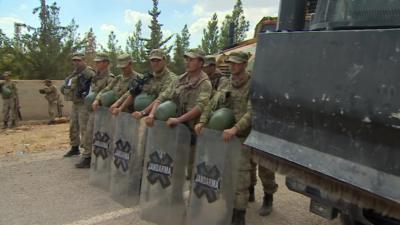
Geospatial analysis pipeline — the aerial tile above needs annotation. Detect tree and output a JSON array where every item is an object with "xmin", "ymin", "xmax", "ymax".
[
  {"xmin": 84, "ymin": 28, "xmax": 96, "ymax": 68},
  {"xmin": 218, "ymin": 0, "xmax": 250, "ymax": 50},
  {"xmin": 102, "ymin": 31, "xmax": 122, "ymax": 75},
  {"xmin": 126, "ymin": 20, "xmax": 146, "ymax": 73},
  {"xmin": 143, "ymin": 0, "xmax": 173, "ymax": 56},
  {"xmin": 171, "ymin": 25, "xmax": 190, "ymax": 74},
  {"xmin": 201, "ymin": 13, "xmax": 219, "ymax": 55},
  {"xmin": 10, "ymin": 1, "xmax": 82, "ymax": 79}
]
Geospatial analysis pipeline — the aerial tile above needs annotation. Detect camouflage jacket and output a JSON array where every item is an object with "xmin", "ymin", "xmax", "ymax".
[
  {"xmin": 0, "ymin": 80, "xmax": 18, "ymax": 100},
  {"xmin": 97, "ymin": 71, "xmax": 140, "ymax": 101},
  {"xmin": 121, "ymin": 67, "xmax": 176, "ymax": 99},
  {"xmin": 41, "ymin": 85, "xmax": 59, "ymax": 103},
  {"xmin": 90, "ymin": 69, "xmax": 115, "ymax": 94},
  {"xmin": 157, "ymin": 71, "xmax": 212, "ymax": 126},
  {"xmin": 209, "ymin": 69, "xmax": 229, "ymax": 97},
  {"xmin": 199, "ymin": 72, "xmax": 252, "ymax": 137},
  {"xmin": 63, "ymin": 66, "xmax": 95, "ymax": 103}
]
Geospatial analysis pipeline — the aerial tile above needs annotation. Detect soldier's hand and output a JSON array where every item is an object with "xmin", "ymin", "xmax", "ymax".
[
  {"xmin": 223, "ymin": 126, "xmax": 238, "ymax": 143},
  {"xmin": 132, "ymin": 111, "xmax": 143, "ymax": 120},
  {"xmin": 166, "ymin": 117, "xmax": 181, "ymax": 127},
  {"xmin": 109, "ymin": 102, "xmax": 119, "ymax": 112},
  {"xmin": 112, "ymin": 107, "xmax": 122, "ymax": 116},
  {"xmin": 194, "ymin": 123, "xmax": 205, "ymax": 135},
  {"xmin": 144, "ymin": 114, "xmax": 155, "ymax": 127},
  {"xmin": 92, "ymin": 100, "xmax": 100, "ymax": 111}
]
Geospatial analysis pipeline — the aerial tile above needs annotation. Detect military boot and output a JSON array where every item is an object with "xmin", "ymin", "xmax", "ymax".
[
  {"xmin": 2, "ymin": 121, "xmax": 7, "ymax": 129},
  {"xmin": 75, "ymin": 157, "xmax": 91, "ymax": 168},
  {"xmin": 9, "ymin": 120, "xmax": 16, "ymax": 128},
  {"xmin": 248, "ymin": 185, "xmax": 255, "ymax": 202},
  {"xmin": 258, "ymin": 193, "xmax": 273, "ymax": 217},
  {"xmin": 231, "ymin": 208, "xmax": 237, "ymax": 224},
  {"xmin": 47, "ymin": 119, "xmax": 56, "ymax": 125},
  {"xmin": 233, "ymin": 209, "xmax": 246, "ymax": 225},
  {"xmin": 63, "ymin": 146, "xmax": 80, "ymax": 157}
]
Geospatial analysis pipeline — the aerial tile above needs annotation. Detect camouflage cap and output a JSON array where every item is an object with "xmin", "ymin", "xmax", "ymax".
[
  {"xmin": 184, "ymin": 48, "xmax": 205, "ymax": 61},
  {"xmin": 72, "ymin": 53, "xmax": 85, "ymax": 60},
  {"xmin": 203, "ymin": 55, "xmax": 216, "ymax": 67},
  {"xmin": 149, "ymin": 49, "xmax": 166, "ymax": 60},
  {"xmin": 225, "ymin": 51, "xmax": 250, "ymax": 64},
  {"xmin": 116, "ymin": 54, "xmax": 133, "ymax": 68},
  {"xmin": 44, "ymin": 79, "xmax": 52, "ymax": 83},
  {"xmin": 2, "ymin": 71, "xmax": 11, "ymax": 77},
  {"xmin": 94, "ymin": 52, "xmax": 110, "ymax": 62}
]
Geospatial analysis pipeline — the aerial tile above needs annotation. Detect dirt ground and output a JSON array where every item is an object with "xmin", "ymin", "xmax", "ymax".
[{"xmin": 0, "ymin": 122, "xmax": 342, "ymax": 225}]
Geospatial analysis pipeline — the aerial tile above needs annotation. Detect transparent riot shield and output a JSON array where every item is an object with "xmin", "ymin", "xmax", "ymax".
[
  {"xmin": 186, "ymin": 128, "xmax": 241, "ymax": 225},
  {"xmin": 140, "ymin": 120, "xmax": 191, "ymax": 225},
  {"xmin": 110, "ymin": 112, "xmax": 147, "ymax": 207},
  {"xmin": 89, "ymin": 107, "xmax": 115, "ymax": 191}
]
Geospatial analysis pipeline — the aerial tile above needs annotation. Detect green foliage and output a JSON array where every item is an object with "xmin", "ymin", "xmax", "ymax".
[
  {"xmin": 126, "ymin": 20, "xmax": 147, "ymax": 73},
  {"xmin": 101, "ymin": 31, "xmax": 123, "ymax": 75},
  {"xmin": 201, "ymin": 13, "xmax": 219, "ymax": 55},
  {"xmin": 171, "ymin": 25, "xmax": 190, "ymax": 75},
  {"xmin": 218, "ymin": 0, "xmax": 250, "ymax": 50}
]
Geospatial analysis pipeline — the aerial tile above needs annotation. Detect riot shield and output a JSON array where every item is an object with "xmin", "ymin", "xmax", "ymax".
[
  {"xmin": 140, "ymin": 120, "xmax": 191, "ymax": 225},
  {"xmin": 89, "ymin": 107, "xmax": 115, "ymax": 191},
  {"xmin": 110, "ymin": 112, "xmax": 147, "ymax": 207},
  {"xmin": 185, "ymin": 128, "xmax": 241, "ymax": 225}
]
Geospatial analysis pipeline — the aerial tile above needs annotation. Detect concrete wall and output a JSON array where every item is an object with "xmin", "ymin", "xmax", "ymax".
[{"xmin": 0, "ymin": 80, "xmax": 72, "ymax": 121}]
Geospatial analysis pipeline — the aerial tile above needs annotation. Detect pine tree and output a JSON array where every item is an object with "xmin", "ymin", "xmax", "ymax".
[
  {"xmin": 102, "ymin": 31, "xmax": 122, "ymax": 75},
  {"xmin": 84, "ymin": 28, "xmax": 96, "ymax": 68},
  {"xmin": 201, "ymin": 13, "xmax": 219, "ymax": 55},
  {"xmin": 126, "ymin": 20, "xmax": 146, "ymax": 73},
  {"xmin": 218, "ymin": 0, "xmax": 249, "ymax": 50},
  {"xmin": 181, "ymin": 24, "xmax": 190, "ymax": 52},
  {"xmin": 143, "ymin": 0, "xmax": 173, "ymax": 56}
]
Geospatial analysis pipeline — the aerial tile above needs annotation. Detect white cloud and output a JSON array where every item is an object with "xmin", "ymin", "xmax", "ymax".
[
  {"xmin": 124, "ymin": 9, "xmax": 151, "ymax": 26},
  {"xmin": 0, "ymin": 17, "xmax": 23, "ymax": 37},
  {"xmin": 100, "ymin": 24, "xmax": 117, "ymax": 33}
]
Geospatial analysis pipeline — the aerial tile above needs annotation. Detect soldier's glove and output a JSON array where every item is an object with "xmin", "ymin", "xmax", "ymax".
[
  {"xmin": 129, "ymin": 72, "xmax": 153, "ymax": 96},
  {"xmin": 77, "ymin": 75, "xmax": 92, "ymax": 98}
]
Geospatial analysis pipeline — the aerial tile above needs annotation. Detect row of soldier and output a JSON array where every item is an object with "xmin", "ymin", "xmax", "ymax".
[{"xmin": 60, "ymin": 48, "xmax": 277, "ymax": 225}]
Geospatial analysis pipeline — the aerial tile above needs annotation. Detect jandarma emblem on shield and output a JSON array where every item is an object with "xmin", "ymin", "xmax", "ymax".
[
  {"xmin": 93, "ymin": 131, "xmax": 110, "ymax": 159},
  {"xmin": 113, "ymin": 139, "xmax": 132, "ymax": 172},
  {"xmin": 194, "ymin": 162, "xmax": 221, "ymax": 203},
  {"xmin": 147, "ymin": 151, "xmax": 174, "ymax": 189}
]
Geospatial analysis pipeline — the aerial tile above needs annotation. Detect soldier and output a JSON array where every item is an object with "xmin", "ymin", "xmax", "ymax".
[
  {"xmin": 144, "ymin": 48, "xmax": 212, "ymax": 178},
  {"xmin": 249, "ymin": 162, "xmax": 278, "ymax": 216},
  {"xmin": 195, "ymin": 51, "xmax": 252, "ymax": 225},
  {"xmin": 129, "ymin": 49, "xmax": 176, "ymax": 119},
  {"xmin": 202, "ymin": 55, "xmax": 229, "ymax": 96},
  {"xmin": 75, "ymin": 52, "xmax": 114, "ymax": 168},
  {"xmin": 39, "ymin": 79, "xmax": 61, "ymax": 125},
  {"xmin": 1, "ymin": 71, "xmax": 19, "ymax": 129},
  {"xmin": 61, "ymin": 53, "xmax": 94, "ymax": 157}
]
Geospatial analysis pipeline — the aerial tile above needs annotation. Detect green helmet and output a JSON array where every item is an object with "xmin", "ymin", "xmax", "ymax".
[
  {"xmin": 134, "ymin": 93, "xmax": 155, "ymax": 112},
  {"xmin": 207, "ymin": 108, "xmax": 236, "ymax": 131},
  {"xmin": 84, "ymin": 92, "xmax": 97, "ymax": 110},
  {"xmin": 1, "ymin": 86, "xmax": 12, "ymax": 98},
  {"xmin": 155, "ymin": 100, "xmax": 177, "ymax": 121},
  {"xmin": 100, "ymin": 90, "xmax": 117, "ymax": 107}
]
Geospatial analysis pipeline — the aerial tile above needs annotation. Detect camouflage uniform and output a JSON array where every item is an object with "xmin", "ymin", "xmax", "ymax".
[
  {"xmin": 39, "ymin": 82, "xmax": 60, "ymax": 121},
  {"xmin": 199, "ymin": 72, "xmax": 252, "ymax": 210},
  {"xmin": 1, "ymin": 72, "xmax": 19, "ymax": 128},
  {"xmin": 81, "ymin": 53, "xmax": 115, "ymax": 159},
  {"xmin": 203, "ymin": 55, "xmax": 229, "ymax": 96},
  {"xmin": 250, "ymin": 161, "xmax": 278, "ymax": 195},
  {"xmin": 62, "ymin": 54, "xmax": 95, "ymax": 151},
  {"xmin": 156, "ymin": 49, "xmax": 212, "ymax": 177}
]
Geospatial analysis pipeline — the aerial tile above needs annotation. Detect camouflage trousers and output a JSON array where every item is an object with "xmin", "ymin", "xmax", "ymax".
[
  {"xmin": 48, "ymin": 100, "xmax": 57, "ymax": 121},
  {"xmin": 234, "ymin": 142, "xmax": 252, "ymax": 210},
  {"xmin": 250, "ymin": 161, "xmax": 278, "ymax": 194},
  {"xmin": 69, "ymin": 102, "xmax": 89, "ymax": 148},
  {"xmin": 81, "ymin": 111, "xmax": 95, "ymax": 158},
  {"xmin": 2, "ymin": 98, "xmax": 17, "ymax": 123}
]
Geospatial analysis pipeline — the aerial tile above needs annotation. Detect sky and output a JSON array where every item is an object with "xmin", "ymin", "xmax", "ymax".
[{"xmin": 0, "ymin": 0, "xmax": 280, "ymax": 49}]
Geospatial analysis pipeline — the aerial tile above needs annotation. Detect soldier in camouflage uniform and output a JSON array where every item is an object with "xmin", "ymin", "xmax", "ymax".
[
  {"xmin": 130, "ymin": 49, "xmax": 176, "ymax": 119},
  {"xmin": 62, "ymin": 53, "xmax": 95, "ymax": 157},
  {"xmin": 39, "ymin": 79, "xmax": 61, "ymax": 125},
  {"xmin": 249, "ymin": 161, "xmax": 278, "ymax": 216},
  {"xmin": 145, "ymin": 48, "xmax": 212, "ymax": 178},
  {"xmin": 202, "ymin": 55, "xmax": 229, "ymax": 96},
  {"xmin": 195, "ymin": 51, "xmax": 252, "ymax": 225},
  {"xmin": 1, "ymin": 71, "xmax": 19, "ymax": 129},
  {"xmin": 75, "ymin": 52, "xmax": 115, "ymax": 168}
]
